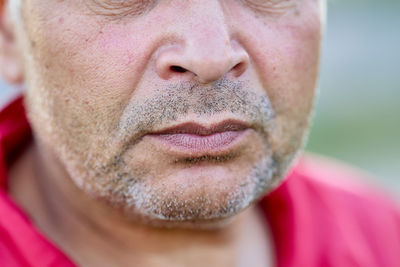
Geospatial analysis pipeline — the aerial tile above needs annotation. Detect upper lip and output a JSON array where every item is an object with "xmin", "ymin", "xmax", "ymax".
[{"xmin": 149, "ymin": 120, "xmax": 250, "ymax": 136}]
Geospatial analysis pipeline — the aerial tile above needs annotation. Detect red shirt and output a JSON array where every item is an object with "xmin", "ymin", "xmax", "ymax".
[{"xmin": 0, "ymin": 97, "xmax": 399, "ymax": 267}]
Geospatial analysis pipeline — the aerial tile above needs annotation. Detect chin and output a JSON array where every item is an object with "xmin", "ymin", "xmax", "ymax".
[
  {"xmin": 63, "ymin": 127, "xmax": 290, "ymax": 228},
  {"xmin": 107, "ymin": 154, "xmax": 280, "ymax": 229}
]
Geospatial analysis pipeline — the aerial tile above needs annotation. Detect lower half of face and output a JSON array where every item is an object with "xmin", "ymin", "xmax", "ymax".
[{"xmin": 27, "ymin": 80, "xmax": 311, "ymax": 226}]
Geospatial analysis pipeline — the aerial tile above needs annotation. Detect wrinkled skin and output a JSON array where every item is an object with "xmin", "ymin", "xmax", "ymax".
[{"xmin": 6, "ymin": 0, "xmax": 322, "ymax": 226}]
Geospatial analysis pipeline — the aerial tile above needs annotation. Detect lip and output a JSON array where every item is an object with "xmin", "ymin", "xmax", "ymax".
[{"xmin": 146, "ymin": 120, "xmax": 251, "ymax": 156}]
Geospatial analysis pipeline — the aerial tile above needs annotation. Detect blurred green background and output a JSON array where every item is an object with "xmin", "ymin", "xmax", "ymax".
[
  {"xmin": 0, "ymin": 1, "xmax": 399, "ymax": 195},
  {"xmin": 306, "ymin": 0, "xmax": 400, "ymax": 196}
]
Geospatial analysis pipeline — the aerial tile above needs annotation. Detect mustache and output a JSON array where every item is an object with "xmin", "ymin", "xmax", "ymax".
[{"xmin": 115, "ymin": 78, "xmax": 275, "ymax": 148}]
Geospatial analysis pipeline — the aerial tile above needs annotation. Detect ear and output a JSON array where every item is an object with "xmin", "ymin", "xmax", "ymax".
[{"xmin": 0, "ymin": 0, "xmax": 24, "ymax": 84}]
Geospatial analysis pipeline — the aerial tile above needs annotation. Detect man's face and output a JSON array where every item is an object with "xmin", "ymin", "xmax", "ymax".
[{"xmin": 11, "ymin": 0, "xmax": 322, "ymax": 225}]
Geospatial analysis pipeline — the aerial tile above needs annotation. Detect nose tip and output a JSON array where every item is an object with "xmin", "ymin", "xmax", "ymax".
[
  {"xmin": 156, "ymin": 40, "xmax": 249, "ymax": 84},
  {"xmin": 189, "ymin": 47, "xmax": 249, "ymax": 84}
]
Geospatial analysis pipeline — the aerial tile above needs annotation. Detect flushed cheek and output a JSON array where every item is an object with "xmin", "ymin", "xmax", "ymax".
[
  {"xmin": 259, "ymin": 25, "xmax": 319, "ymax": 111},
  {"xmin": 263, "ymin": 23, "xmax": 320, "ymax": 150},
  {"xmin": 275, "ymin": 23, "xmax": 320, "ymax": 103},
  {"xmin": 28, "ymin": 20, "xmax": 152, "ymax": 136},
  {"xmin": 236, "ymin": 9, "xmax": 321, "ymax": 159},
  {"xmin": 237, "ymin": 5, "xmax": 321, "ymax": 116},
  {"xmin": 94, "ymin": 26, "xmax": 143, "ymax": 66},
  {"xmin": 63, "ymin": 19, "xmax": 170, "ymax": 115}
]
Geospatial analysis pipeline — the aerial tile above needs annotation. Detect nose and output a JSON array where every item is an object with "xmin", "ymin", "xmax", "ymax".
[{"xmin": 155, "ymin": 6, "xmax": 249, "ymax": 84}]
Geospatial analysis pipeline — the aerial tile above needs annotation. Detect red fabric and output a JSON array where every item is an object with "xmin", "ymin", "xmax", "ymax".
[
  {"xmin": 0, "ymin": 97, "xmax": 76, "ymax": 267},
  {"xmin": 0, "ymin": 97, "xmax": 399, "ymax": 267},
  {"xmin": 261, "ymin": 158, "xmax": 400, "ymax": 267}
]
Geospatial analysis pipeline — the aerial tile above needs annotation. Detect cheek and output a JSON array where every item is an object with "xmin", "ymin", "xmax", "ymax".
[
  {"xmin": 269, "ymin": 25, "xmax": 320, "ymax": 114},
  {"xmin": 248, "ymin": 16, "xmax": 321, "ymax": 117},
  {"xmin": 95, "ymin": 28, "xmax": 139, "ymax": 66},
  {"xmin": 267, "ymin": 24, "xmax": 321, "ymax": 153},
  {"xmin": 24, "ymin": 16, "xmax": 155, "ymax": 137},
  {"xmin": 236, "ymin": 7, "xmax": 321, "ymax": 157}
]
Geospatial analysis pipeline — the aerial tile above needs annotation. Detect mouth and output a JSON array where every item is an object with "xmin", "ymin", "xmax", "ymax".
[{"xmin": 146, "ymin": 120, "xmax": 251, "ymax": 156}]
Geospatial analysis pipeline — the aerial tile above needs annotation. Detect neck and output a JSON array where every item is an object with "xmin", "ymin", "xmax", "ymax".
[{"xmin": 9, "ymin": 142, "xmax": 275, "ymax": 267}]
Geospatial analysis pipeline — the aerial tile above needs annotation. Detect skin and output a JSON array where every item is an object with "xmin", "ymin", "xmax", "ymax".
[{"xmin": 0, "ymin": 0, "xmax": 323, "ymax": 266}]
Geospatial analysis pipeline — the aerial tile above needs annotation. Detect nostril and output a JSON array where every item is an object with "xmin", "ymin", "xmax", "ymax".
[
  {"xmin": 233, "ymin": 62, "xmax": 242, "ymax": 70},
  {"xmin": 170, "ymin": 65, "xmax": 187, "ymax": 73},
  {"xmin": 231, "ymin": 62, "xmax": 247, "ymax": 77}
]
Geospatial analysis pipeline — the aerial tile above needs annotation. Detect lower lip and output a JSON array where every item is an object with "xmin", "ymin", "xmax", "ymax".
[{"xmin": 148, "ymin": 130, "xmax": 248, "ymax": 153}]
